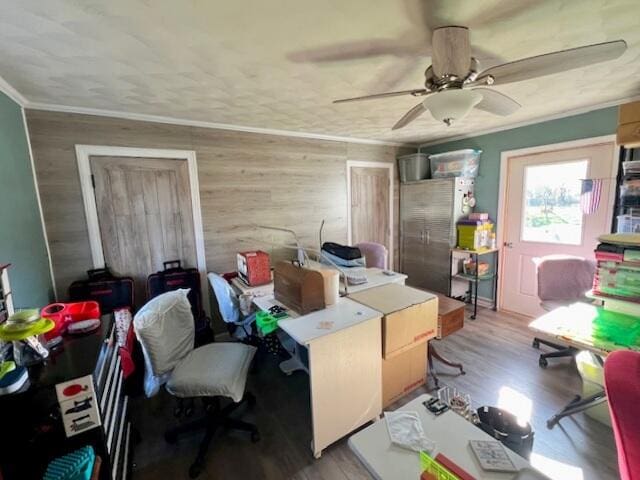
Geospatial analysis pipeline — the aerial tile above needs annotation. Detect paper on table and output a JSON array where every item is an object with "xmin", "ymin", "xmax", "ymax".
[{"xmin": 385, "ymin": 411, "xmax": 436, "ymax": 453}]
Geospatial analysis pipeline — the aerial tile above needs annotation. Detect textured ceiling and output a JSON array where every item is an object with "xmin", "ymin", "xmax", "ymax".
[{"xmin": 1, "ymin": 0, "xmax": 639, "ymax": 144}]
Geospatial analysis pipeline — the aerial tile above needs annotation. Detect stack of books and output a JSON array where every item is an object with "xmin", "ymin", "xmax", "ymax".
[{"xmin": 593, "ymin": 241, "xmax": 640, "ymax": 302}]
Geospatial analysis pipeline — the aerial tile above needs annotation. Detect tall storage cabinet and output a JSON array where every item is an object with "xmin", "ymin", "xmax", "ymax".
[{"xmin": 400, "ymin": 178, "xmax": 474, "ymax": 293}]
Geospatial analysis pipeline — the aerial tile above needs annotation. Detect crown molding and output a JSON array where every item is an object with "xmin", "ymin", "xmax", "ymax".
[
  {"xmin": 26, "ymin": 101, "xmax": 413, "ymax": 147},
  {"xmin": 0, "ymin": 75, "xmax": 28, "ymax": 106},
  {"xmin": 418, "ymin": 94, "xmax": 640, "ymax": 149}
]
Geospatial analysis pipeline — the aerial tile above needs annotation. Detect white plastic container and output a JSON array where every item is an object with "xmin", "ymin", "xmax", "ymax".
[
  {"xmin": 616, "ymin": 213, "xmax": 640, "ymax": 233},
  {"xmin": 622, "ymin": 160, "xmax": 640, "ymax": 176},
  {"xmin": 429, "ymin": 149, "xmax": 481, "ymax": 178}
]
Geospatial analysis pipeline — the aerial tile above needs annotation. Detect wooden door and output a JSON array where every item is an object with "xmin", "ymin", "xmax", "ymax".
[
  {"xmin": 350, "ymin": 165, "xmax": 391, "ymax": 261},
  {"xmin": 90, "ymin": 156, "xmax": 197, "ymax": 306},
  {"xmin": 501, "ymin": 142, "xmax": 616, "ymax": 317}
]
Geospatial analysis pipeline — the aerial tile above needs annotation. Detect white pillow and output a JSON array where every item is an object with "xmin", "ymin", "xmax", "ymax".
[{"xmin": 134, "ymin": 289, "xmax": 194, "ymax": 377}]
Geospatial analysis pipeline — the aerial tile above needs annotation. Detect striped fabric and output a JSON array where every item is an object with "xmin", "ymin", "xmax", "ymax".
[{"xmin": 580, "ymin": 178, "xmax": 603, "ymax": 215}]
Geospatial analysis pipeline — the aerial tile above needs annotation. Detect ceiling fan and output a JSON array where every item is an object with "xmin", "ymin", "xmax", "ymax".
[{"xmin": 331, "ymin": 26, "xmax": 627, "ymax": 129}]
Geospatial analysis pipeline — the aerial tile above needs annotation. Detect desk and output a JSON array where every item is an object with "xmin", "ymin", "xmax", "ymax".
[
  {"xmin": 252, "ymin": 266, "xmax": 407, "ymax": 458},
  {"xmin": 341, "ymin": 267, "xmax": 407, "ymax": 293},
  {"xmin": 529, "ymin": 302, "xmax": 640, "ymax": 428},
  {"xmin": 254, "ymin": 295, "xmax": 383, "ymax": 458},
  {"xmin": 349, "ymin": 394, "xmax": 538, "ymax": 480}
]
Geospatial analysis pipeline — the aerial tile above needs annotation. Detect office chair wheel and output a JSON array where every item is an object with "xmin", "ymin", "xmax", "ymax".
[
  {"xmin": 251, "ymin": 430, "xmax": 260, "ymax": 443},
  {"xmin": 539, "ymin": 357, "xmax": 548, "ymax": 368},
  {"xmin": 164, "ymin": 431, "xmax": 178, "ymax": 444},
  {"xmin": 532, "ymin": 339, "xmax": 540, "ymax": 349},
  {"xmin": 189, "ymin": 462, "xmax": 204, "ymax": 479}
]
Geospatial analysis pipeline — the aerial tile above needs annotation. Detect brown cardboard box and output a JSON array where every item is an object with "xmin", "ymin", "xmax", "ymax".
[
  {"xmin": 348, "ymin": 283, "xmax": 438, "ymax": 358},
  {"xmin": 382, "ymin": 341, "xmax": 428, "ymax": 407}
]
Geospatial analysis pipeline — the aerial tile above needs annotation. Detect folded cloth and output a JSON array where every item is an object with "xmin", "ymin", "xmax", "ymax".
[{"xmin": 385, "ymin": 411, "xmax": 436, "ymax": 453}]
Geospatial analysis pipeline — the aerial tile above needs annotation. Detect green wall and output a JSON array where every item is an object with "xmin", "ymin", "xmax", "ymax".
[
  {"xmin": 0, "ymin": 92, "xmax": 53, "ymax": 308},
  {"xmin": 420, "ymin": 106, "xmax": 618, "ymax": 297}
]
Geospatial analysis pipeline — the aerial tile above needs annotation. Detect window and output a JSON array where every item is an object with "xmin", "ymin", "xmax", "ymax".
[{"xmin": 521, "ymin": 160, "xmax": 589, "ymax": 245}]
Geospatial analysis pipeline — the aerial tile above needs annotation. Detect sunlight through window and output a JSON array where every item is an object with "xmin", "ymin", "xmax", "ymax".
[
  {"xmin": 497, "ymin": 386, "xmax": 533, "ymax": 426},
  {"xmin": 530, "ymin": 452, "xmax": 584, "ymax": 480}
]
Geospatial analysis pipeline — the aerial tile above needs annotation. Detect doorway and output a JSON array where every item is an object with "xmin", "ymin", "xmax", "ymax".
[
  {"xmin": 76, "ymin": 145, "xmax": 207, "ymax": 309},
  {"xmin": 347, "ymin": 161, "xmax": 393, "ymax": 268},
  {"xmin": 498, "ymin": 137, "xmax": 617, "ymax": 317}
]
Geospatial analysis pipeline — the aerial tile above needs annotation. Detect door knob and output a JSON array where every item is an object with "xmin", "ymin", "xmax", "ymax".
[{"xmin": 504, "ymin": 242, "xmax": 513, "ymax": 248}]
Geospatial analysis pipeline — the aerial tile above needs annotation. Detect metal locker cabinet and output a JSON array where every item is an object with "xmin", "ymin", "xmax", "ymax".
[{"xmin": 400, "ymin": 177, "xmax": 474, "ymax": 293}]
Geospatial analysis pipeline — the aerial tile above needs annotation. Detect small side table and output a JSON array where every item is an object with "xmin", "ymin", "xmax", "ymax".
[
  {"xmin": 448, "ymin": 248, "xmax": 499, "ymax": 320},
  {"xmin": 426, "ymin": 292, "xmax": 466, "ymax": 389}
]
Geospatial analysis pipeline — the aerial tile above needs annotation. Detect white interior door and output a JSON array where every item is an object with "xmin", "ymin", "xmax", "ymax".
[
  {"xmin": 501, "ymin": 141, "xmax": 616, "ymax": 317},
  {"xmin": 348, "ymin": 163, "xmax": 393, "ymax": 267}
]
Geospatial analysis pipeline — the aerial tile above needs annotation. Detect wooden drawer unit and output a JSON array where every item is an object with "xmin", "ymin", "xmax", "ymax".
[{"xmin": 618, "ymin": 101, "xmax": 640, "ymax": 148}]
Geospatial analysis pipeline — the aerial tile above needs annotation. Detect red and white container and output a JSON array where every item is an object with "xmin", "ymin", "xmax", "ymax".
[{"xmin": 237, "ymin": 251, "xmax": 271, "ymax": 286}]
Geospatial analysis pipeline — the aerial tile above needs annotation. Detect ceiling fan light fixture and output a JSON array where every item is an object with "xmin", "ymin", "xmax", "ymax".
[{"xmin": 422, "ymin": 89, "xmax": 482, "ymax": 126}]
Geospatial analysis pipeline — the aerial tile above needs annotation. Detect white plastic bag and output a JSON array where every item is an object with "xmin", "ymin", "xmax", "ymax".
[{"xmin": 385, "ymin": 411, "xmax": 436, "ymax": 453}]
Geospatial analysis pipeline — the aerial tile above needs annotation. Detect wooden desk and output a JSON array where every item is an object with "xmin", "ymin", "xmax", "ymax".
[
  {"xmin": 349, "ymin": 394, "xmax": 539, "ymax": 480},
  {"xmin": 254, "ymin": 295, "xmax": 382, "ymax": 459},
  {"xmin": 252, "ymin": 266, "xmax": 407, "ymax": 458}
]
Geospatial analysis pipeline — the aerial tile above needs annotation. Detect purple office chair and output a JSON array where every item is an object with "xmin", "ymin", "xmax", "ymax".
[
  {"xmin": 355, "ymin": 242, "xmax": 388, "ymax": 269},
  {"xmin": 532, "ymin": 255, "xmax": 595, "ymax": 368}
]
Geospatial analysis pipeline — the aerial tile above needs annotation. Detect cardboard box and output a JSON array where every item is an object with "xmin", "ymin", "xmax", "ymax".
[
  {"xmin": 348, "ymin": 283, "xmax": 438, "ymax": 358},
  {"xmin": 382, "ymin": 341, "xmax": 428, "ymax": 407}
]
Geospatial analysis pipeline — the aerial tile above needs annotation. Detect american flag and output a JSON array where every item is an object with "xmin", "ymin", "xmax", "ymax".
[{"xmin": 580, "ymin": 179, "xmax": 603, "ymax": 215}]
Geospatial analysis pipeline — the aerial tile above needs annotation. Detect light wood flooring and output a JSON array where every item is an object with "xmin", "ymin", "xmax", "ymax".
[{"xmin": 131, "ymin": 306, "xmax": 618, "ymax": 480}]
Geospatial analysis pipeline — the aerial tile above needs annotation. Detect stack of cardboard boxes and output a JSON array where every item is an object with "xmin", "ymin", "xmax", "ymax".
[{"xmin": 349, "ymin": 283, "xmax": 438, "ymax": 406}]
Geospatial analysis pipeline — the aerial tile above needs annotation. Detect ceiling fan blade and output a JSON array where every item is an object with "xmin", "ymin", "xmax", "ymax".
[
  {"xmin": 392, "ymin": 102, "xmax": 427, "ymax": 130},
  {"xmin": 288, "ymin": 38, "xmax": 416, "ymax": 63},
  {"xmin": 431, "ymin": 26, "xmax": 471, "ymax": 78},
  {"xmin": 473, "ymin": 88, "xmax": 521, "ymax": 116},
  {"xmin": 476, "ymin": 40, "xmax": 627, "ymax": 86},
  {"xmin": 333, "ymin": 89, "xmax": 427, "ymax": 104}
]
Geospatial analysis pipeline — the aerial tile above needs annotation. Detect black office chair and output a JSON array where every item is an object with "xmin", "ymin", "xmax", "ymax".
[
  {"xmin": 532, "ymin": 255, "xmax": 595, "ymax": 368},
  {"xmin": 134, "ymin": 289, "xmax": 259, "ymax": 478}
]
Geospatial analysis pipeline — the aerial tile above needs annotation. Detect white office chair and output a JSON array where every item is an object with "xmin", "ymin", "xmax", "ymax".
[{"xmin": 134, "ymin": 289, "xmax": 259, "ymax": 478}]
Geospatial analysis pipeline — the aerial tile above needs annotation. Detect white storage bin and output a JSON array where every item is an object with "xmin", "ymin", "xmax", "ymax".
[
  {"xmin": 617, "ymin": 213, "xmax": 640, "ymax": 233},
  {"xmin": 429, "ymin": 149, "xmax": 481, "ymax": 178}
]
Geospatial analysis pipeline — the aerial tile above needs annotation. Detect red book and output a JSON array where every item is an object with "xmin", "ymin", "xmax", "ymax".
[{"xmin": 435, "ymin": 453, "xmax": 476, "ymax": 480}]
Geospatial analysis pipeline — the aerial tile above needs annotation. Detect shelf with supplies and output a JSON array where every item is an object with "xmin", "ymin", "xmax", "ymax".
[
  {"xmin": 448, "ymin": 248, "xmax": 499, "ymax": 320},
  {"xmin": 0, "ymin": 314, "xmax": 134, "ymax": 480},
  {"xmin": 452, "ymin": 272, "xmax": 496, "ymax": 283}
]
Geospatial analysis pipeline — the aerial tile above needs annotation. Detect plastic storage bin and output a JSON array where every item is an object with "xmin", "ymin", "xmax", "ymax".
[
  {"xmin": 429, "ymin": 149, "xmax": 481, "ymax": 178},
  {"xmin": 616, "ymin": 213, "xmax": 640, "ymax": 233},
  {"xmin": 623, "ymin": 160, "xmax": 640, "ymax": 176},
  {"xmin": 398, "ymin": 153, "xmax": 430, "ymax": 182}
]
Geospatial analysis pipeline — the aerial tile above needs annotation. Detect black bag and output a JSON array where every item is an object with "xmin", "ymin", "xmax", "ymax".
[
  {"xmin": 321, "ymin": 242, "xmax": 362, "ymax": 260},
  {"xmin": 147, "ymin": 260, "xmax": 212, "ymax": 344},
  {"xmin": 68, "ymin": 267, "xmax": 135, "ymax": 314}
]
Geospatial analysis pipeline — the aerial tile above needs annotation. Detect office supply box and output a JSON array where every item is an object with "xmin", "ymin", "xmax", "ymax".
[
  {"xmin": 237, "ymin": 250, "xmax": 271, "ymax": 286},
  {"xmin": 273, "ymin": 261, "xmax": 325, "ymax": 314},
  {"xmin": 349, "ymin": 283, "xmax": 438, "ymax": 358}
]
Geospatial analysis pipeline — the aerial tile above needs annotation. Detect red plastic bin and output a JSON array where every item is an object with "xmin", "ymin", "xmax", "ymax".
[{"xmin": 41, "ymin": 301, "xmax": 101, "ymax": 339}]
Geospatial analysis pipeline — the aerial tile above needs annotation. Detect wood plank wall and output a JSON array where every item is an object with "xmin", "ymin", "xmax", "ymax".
[{"xmin": 26, "ymin": 110, "xmax": 413, "ymax": 300}]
